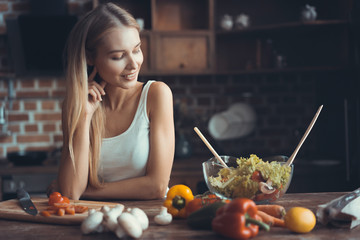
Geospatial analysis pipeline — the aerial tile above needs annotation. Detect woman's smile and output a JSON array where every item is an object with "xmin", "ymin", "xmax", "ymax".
[{"xmin": 122, "ymin": 72, "xmax": 138, "ymax": 81}]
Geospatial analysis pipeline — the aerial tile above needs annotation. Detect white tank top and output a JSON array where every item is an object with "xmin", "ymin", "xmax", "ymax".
[{"xmin": 98, "ymin": 80, "xmax": 154, "ymax": 182}]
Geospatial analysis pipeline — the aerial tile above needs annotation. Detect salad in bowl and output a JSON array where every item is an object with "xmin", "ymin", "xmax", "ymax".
[{"xmin": 203, "ymin": 154, "xmax": 293, "ymax": 203}]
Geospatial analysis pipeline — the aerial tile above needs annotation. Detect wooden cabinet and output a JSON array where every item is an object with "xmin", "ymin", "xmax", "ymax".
[
  {"xmin": 154, "ymin": 32, "xmax": 211, "ymax": 73},
  {"xmin": 95, "ymin": 0, "xmax": 354, "ymax": 75},
  {"xmin": 214, "ymin": 0, "xmax": 353, "ymax": 74}
]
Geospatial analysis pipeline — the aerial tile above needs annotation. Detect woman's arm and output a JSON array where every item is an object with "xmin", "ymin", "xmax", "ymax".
[
  {"xmin": 58, "ymin": 68, "xmax": 106, "ymax": 200},
  {"xmin": 83, "ymin": 81, "xmax": 175, "ymax": 200},
  {"xmin": 57, "ymin": 112, "xmax": 92, "ymax": 200}
]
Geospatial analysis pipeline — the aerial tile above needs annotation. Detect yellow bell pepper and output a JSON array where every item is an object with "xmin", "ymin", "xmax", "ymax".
[{"xmin": 163, "ymin": 184, "xmax": 194, "ymax": 218}]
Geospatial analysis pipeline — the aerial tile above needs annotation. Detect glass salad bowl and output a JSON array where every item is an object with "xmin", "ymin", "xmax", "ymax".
[{"xmin": 202, "ymin": 155, "xmax": 294, "ymax": 204}]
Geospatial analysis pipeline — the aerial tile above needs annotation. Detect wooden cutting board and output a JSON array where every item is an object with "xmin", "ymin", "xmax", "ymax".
[{"xmin": 0, "ymin": 197, "xmax": 119, "ymax": 225}]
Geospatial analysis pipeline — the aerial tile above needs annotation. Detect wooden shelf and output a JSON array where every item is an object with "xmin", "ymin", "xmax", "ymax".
[
  {"xmin": 216, "ymin": 20, "xmax": 349, "ymax": 35},
  {"xmin": 215, "ymin": 66, "xmax": 350, "ymax": 75}
]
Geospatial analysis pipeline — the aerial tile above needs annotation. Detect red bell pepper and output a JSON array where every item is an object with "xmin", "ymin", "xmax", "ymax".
[{"xmin": 212, "ymin": 198, "xmax": 269, "ymax": 240}]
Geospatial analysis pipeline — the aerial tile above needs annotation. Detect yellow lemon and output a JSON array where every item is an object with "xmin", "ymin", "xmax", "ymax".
[{"xmin": 284, "ymin": 207, "xmax": 316, "ymax": 233}]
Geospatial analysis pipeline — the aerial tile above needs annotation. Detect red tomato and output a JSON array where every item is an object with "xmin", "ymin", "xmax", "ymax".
[
  {"xmin": 62, "ymin": 196, "xmax": 70, "ymax": 204},
  {"xmin": 251, "ymin": 171, "xmax": 265, "ymax": 182},
  {"xmin": 50, "ymin": 192, "xmax": 62, "ymax": 198},
  {"xmin": 48, "ymin": 192, "xmax": 64, "ymax": 206}
]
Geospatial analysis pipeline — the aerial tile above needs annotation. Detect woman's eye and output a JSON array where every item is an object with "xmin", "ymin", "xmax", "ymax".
[{"xmin": 112, "ymin": 55, "xmax": 124, "ymax": 60}]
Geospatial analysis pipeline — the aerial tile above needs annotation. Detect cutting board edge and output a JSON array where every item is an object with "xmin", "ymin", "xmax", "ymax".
[{"xmin": 0, "ymin": 197, "xmax": 120, "ymax": 225}]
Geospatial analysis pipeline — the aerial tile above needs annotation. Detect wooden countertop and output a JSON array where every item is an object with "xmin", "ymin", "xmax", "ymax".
[{"xmin": 0, "ymin": 192, "xmax": 359, "ymax": 239}]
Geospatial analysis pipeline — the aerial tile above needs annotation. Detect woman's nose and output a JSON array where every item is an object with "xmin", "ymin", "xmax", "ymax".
[{"xmin": 126, "ymin": 54, "xmax": 138, "ymax": 70}]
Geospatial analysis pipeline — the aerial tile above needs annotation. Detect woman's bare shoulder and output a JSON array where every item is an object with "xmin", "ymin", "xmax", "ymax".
[{"xmin": 148, "ymin": 81, "xmax": 173, "ymax": 101}]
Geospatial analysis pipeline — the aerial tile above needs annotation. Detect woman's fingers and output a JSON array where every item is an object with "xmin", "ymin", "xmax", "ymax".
[
  {"xmin": 88, "ymin": 87, "xmax": 101, "ymax": 101},
  {"xmin": 88, "ymin": 66, "xmax": 106, "ymax": 101}
]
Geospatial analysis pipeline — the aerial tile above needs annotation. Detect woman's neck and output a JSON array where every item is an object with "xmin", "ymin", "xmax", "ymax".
[{"xmin": 103, "ymin": 82, "xmax": 142, "ymax": 111}]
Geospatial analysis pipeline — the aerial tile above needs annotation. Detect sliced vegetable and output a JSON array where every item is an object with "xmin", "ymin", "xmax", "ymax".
[
  {"xmin": 57, "ymin": 208, "xmax": 65, "ymax": 216},
  {"xmin": 65, "ymin": 206, "xmax": 76, "ymax": 215},
  {"xmin": 40, "ymin": 210, "xmax": 52, "ymax": 217},
  {"xmin": 48, "ymin": 192, "xmax": 63, "ymax": 206},
  {"xmin": 48, "ymin": 192, "xmax": 70, "ymax": 206},
  {"xmin": 75, "ymin": 205, "xmax": 89, "ymax": 213}
]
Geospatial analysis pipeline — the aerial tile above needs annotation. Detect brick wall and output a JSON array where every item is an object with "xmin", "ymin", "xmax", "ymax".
[
  {"xmin": 0, "ymin": 77, "xmax": 64, "ymax": 158},
  {"xmin": 0, "ymin": 73, "xmax": 319, "ymax": 160}
]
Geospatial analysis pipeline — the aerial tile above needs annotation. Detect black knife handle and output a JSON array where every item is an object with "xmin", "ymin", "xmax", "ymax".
[{"xmin": 17, "ymin": 188, "xmax": 30, "ymax": 200}]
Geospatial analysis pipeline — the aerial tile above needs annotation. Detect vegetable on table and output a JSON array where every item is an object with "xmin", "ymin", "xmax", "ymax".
[
  {"xmin": 185, "ymin": 193, "xmax": 230, "ymax": 216},
  {"xmin": 284, "ymin": 207, "xmax": 316, "ymax": 233},
  {"xmin": 40, "ymin": 192, "xmax": 88, "ymax": 217},
  {"xmin": 163, "ymin": 184, "xmax": 194, "ymax": 218},
  {"xmin": 212, "ymin": 198, "xmax": 270, "ymax": 240},
  {"xmin": 257, "ymin": 210, "xmax": 285, "ymax": 227},
  {"xmin": 81, "ymin": 210, "xmax": 104, "ymax": 234},
  {"xmin": 187, "ymin": 201, "xmax": 228, "ymax": 230},
  {"xmin": 48, "ymin": 192, "xmax": 69, "ymax": 206},
  {"xmin": 117, "ymin": 212, "xmax": 143, "ymax": 239},
  {"xmin": 81, "ymin": 205, "xmax": 149, "ymax": 239},
  {"xmin": 102, "ymin": 204, "xmax": 124, "ymax": 232},
  {"xmin": 154, "ymin": 206, "xmax": 172, "ymax": 225},
  {"xmin": 256, "ymin": 204, "xmax": 286, "ymax": 219}
]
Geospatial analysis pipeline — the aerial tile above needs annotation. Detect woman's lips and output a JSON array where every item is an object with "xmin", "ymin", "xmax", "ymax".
[{"xmin": 122, "ymin": 72, "xmax": 137, "ymax": 80}]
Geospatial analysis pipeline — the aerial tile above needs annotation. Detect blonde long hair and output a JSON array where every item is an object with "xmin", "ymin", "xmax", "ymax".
[{"xmin": 62, "ymin": 3, "xmax": 140, "ymax": 188}]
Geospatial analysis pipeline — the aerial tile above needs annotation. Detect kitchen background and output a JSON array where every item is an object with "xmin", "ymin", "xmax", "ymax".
[{"xmin": 0, "ymin": 0, "xmax": 359, "ymax": 199}]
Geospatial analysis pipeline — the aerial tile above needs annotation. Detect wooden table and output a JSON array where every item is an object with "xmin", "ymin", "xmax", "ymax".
[{"xmin": 0, "ymin": 192, "xmax": 359, "ymax": 239}]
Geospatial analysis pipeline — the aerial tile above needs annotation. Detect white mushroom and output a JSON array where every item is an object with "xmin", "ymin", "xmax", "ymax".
[
  {"xmin": 100, "ymin": 205, "xmax": 111, "ymax": 214},
  {"xmin": 117, "ymin": 212, "xmax": 143, "ymax": 239},
  {"xmin": 81, "ymin": 211, "xmax": 104, "ymax": 234},
  {"xmin": 88, "ymin": 208, "xmax": 96, "ymax": 216},
  {"xmin": 154, "ymin": 206, "xmax": 172, "ymax": 225},
  {"xmin": 259, "ymin": 179, "xmax": 276, "ymax": 194},
  {"xmin": 103, "ymin": 204, "xmax": 125, "ymax": 232},
  {"xmin": 114, "ymin": 225, "xmax": 126, "ymax": 239},
  {"xmin": 128, "ymin": 207, "xmax": 149, "ymax": 230}
]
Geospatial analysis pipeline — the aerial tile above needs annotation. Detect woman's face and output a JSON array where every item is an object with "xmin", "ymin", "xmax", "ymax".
[{"xmin": 93, "ymin": 26, "xmax": 143, "ymax": 89}]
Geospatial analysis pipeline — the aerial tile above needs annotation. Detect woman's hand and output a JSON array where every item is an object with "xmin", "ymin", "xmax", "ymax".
[{"xmin": 86, "ymin": 67, "xmax": 106, "ymax": 116}]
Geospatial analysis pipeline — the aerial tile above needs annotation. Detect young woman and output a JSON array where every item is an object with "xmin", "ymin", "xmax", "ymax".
[{"xmin": 57, "ymin": 3, "xmax": 175, "ymax": 200}]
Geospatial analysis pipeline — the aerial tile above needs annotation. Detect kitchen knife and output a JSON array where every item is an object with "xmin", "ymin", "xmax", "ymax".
[{"xmin": 16, "ymin": 188, "xmax": 38, "ymax": 216}]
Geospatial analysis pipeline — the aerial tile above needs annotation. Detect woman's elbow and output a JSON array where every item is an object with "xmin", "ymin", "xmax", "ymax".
[
  {"xmin": 149, "ymin": 182, "xmax": 168, "ymax": 199},
  {"xmin": 58, "ymin": 182, "xmax": 83, "ymax": 200}
]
